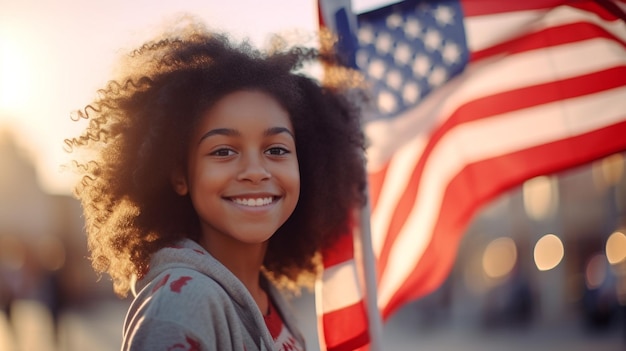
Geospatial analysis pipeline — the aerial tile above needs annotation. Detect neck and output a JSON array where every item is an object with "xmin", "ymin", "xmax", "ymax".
[{"xmin": 198, "ymin": 235, "xmax": 269, "ymax": 314}]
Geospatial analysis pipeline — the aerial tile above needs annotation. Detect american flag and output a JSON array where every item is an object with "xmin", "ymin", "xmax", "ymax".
[{"xmin": 317, "ymin": 0, "xmax": 626, "ymax": 350}]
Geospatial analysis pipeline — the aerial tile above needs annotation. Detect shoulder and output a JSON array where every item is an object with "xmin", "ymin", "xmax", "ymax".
[
  {"xmin": 123, "ymin": 268, "xmax": 234, "ymax": 349},
  {"xmin": 126, "ymin": 267, "xmax": 236, "ymax": 332}
]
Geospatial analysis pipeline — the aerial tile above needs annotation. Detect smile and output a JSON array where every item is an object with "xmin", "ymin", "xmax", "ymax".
[{"xmin": 231, "ymin": 197, "xmax": 275, "ymax": 207}]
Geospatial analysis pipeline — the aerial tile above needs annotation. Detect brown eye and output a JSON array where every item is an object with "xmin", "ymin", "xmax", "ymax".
[
  {"xmin": 210, "ymin": 148, "xmax": 236, "ymax": 157},
  {"xmin": 265, "ymin": 147, "xmax": 290, "ymax": 156}
]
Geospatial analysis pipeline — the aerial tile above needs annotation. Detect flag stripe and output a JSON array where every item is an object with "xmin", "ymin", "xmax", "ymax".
[
  {"xmin": 318, "ymin": 258, "xmax": 363, "ymax": 313},
  {"xmin": 370, "ymin": 135, "xmax": 426, "ymax": 256},
  {"xmin": 464, "ymin": 2, "xmax": 626, "ymax": 53},
  {"xmin": 450, "ymin": 66, "xmax": 626, "ymax": 127},
  {"xmin": 381, "ymin": 119, "xmax": 626, "ymax": 316},
  {"xmin": 464, "ymin": 9, "xmax": 551, "ymax": 52},
  {"xmin": 461, "ymin": 0, "xmax": 568, "ymax": 16},
  {"xmin": 569, "ymin": 1, "xmax": 624, "ymax": 21},
  {"xmin": 366, "ymin": 162, "xmax": 389, "ymax": 211},
  {"xmin": 322, "ymin": 226, "xmax": 355, "ymax": 268},
  {"xmin": 472, "ymin": 20, "xmax": 626, "ymax": 61},
  {"xmin": 320, "ymin": 301, "xmax": 370, "ymax": 351}
]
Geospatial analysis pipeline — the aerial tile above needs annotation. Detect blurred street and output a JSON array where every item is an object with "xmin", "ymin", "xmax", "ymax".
[
  {"xmin": 380, "ymin": 302, "xmax": 625, "ymax": 351},
  {"xmin": 0, "ymin": 294, "xmax": 624, "ymax": 351}
]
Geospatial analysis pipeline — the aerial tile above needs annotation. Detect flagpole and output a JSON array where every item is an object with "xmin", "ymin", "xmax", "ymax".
[{"xmin": 359, "ymin": 187, "xmax": 384, "ymax": 351}]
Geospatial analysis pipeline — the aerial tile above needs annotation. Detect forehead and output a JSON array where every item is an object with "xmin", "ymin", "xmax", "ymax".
[{"xmin": 198, "ymin": 90, "xmax": 292, "ymax": 129}]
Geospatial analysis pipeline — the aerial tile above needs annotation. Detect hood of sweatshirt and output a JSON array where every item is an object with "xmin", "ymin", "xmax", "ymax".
[
  {"xmin": 136, "ymin": 238, "xmax": 252, "ymax": 307},
  {"xmin": 136, "ymin": 238, "xmax": 272, "ymax": 348},
  {"xmin": 132, "ymin": 238, "xmax": 304, "ymax": 350}
]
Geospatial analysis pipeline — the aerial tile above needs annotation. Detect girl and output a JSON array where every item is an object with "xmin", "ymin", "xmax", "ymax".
[{"xmin": 67, "ymin": 20, "xmax": 367, "ymax": 351}]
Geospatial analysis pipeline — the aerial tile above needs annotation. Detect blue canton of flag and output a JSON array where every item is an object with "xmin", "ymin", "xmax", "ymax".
[{"xmin": 347, "ymin": 0, "xmax": 469, "ymax": 121}]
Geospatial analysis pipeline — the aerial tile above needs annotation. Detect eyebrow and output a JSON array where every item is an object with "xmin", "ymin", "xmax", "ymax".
[
  {"xmin": 198, "ymin": 128, "xmax": 239, "ymax": 144},
  {"xmin": 264, "ymin": 127, "xmax": 295, "ymax": 139},
  {"xmin": 198, "ymin": 126, "xmax": 295, "ymax": 144}
]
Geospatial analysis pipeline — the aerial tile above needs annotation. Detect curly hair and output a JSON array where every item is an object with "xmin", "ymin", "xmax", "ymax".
[{"xmin": 66, "ymin": 20, "xmax": 367, "ymax": 296}]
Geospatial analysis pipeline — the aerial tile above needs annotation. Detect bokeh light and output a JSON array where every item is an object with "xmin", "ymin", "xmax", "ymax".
[
  {"xmin": 523, "ymin": 176, "xmax": 558, "ymax": 220},
  {"xmin": 534, "ymin": 234, "xmax": 564, "ymax": 271},
  {"xmin": 606, "ymin": 230, "xmax": 626, "ymax": 265},
  {"xmin": 482, "ymin": 237, "xmax": 517, "ymax": 280},
  {"xmin": 592, "ymin": 153, "xmax": 625, "ymax": 190}
]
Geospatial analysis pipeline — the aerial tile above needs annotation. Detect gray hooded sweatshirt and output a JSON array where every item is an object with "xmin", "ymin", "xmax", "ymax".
[{"xmin": 121, "ymin": 238, "xmax": 306, "ymax": 350}]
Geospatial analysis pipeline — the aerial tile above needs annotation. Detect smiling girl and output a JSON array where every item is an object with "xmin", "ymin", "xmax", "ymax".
[{"xmin": 66, "ymin": 20, "xmax": 367, "ymax": 351}]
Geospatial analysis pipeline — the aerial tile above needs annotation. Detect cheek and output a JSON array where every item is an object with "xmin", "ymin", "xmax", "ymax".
[
  {"xmin": 190, "ymin": 159, "xmax": 228, "ymax": 185},
  {"xmin": 288, "ymin": 164, "xmax": 301, "ymax": 205},
  {"xmin": 286, "ymin": 160, "xmax": 301, "ymax": 189},
  {"xmin": 275, "ymin": 160, "xmax": 300, "ymax": 206}
]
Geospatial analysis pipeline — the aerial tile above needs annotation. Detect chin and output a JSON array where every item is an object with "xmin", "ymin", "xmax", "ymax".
[{"xmin": 235, "ymin": 233, "xmax": 275, "ymax": 245}]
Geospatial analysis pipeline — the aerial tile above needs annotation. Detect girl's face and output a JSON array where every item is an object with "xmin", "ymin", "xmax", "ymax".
[{"xmin": 174, "ymin": 90, "xmax": 300, "ymax": 247}]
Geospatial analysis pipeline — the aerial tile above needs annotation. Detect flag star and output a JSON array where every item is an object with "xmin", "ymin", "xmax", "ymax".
[
  {"xmin": 358, "ymin": 25, "xmax": 375, "ymax": 45},
  {"xmin": 441, "ymin": 41, "xmax": 461, "ymax": 64},
  {"xmin": 424, "ymin": 28, "xmax": 442, "ymax": 52},
  {"xmin": 433, "ymin": 5, "xmax": 455, "ymax": 26},
  {"xmin": 378, "ymin": 90, "xmax": 398, "ymax": 114},
  {"xmin": 375, "ymin": 32, "xmax": 394, "ymax": 54},
  {"xmin": 404, "ymin": 17, "xmax": 422, "ymax": 39},
  {"xmin": 428, "ymin": 65, "xmax": 447, "ymax": 86},
  {"xmin": 402, "ymin": 82, "xmax": 420, "ymax": 104},
  {"xmin": 386, "ymin": 69, "xmax": 403, "ymax": 90},
  {"xmin": 394, "ymin": 42, "xmax": 413, "ymax": 66},
  {"xmin": 368, "ymin": 58, "xmax": 387, "ymax": 80},
  {"xmin": 412, "ymin": 54, "xmax": 431, "ymax": 77},
  {"xmin": 386, "ymin": 12, "xmax": 403, "ymax": 29}
]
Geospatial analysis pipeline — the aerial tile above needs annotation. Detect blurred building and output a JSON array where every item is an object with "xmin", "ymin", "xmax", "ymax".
[{"xmin": 0, "ymin": 130, "xmax": 117, "ymax": 314}]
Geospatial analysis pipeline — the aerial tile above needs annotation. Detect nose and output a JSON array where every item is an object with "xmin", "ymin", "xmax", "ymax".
[{"xmin": 237, "ymin": 153, "xmax": 271, "ymax": 183}]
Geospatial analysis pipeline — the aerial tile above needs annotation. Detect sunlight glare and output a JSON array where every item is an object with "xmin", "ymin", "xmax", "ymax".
[{"xmin": 0, "ymin": 36, "xmax": 34, "ymax": 115}]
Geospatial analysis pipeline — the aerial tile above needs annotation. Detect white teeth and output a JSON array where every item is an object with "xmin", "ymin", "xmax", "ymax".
[{"xmin": 232, "ymin": 197, "xmax": 273, "ymax": 207}]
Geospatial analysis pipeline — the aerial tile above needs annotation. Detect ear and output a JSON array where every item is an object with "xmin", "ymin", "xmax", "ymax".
[{"xmin": 171, "ymin": 169, "xmax": 189, "ymax": 196}]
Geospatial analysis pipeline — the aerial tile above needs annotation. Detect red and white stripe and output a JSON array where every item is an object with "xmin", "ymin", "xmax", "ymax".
[
  {"xmin": 319, "ymin": 1, "xmax": 626, "ymax": 350},
  {"xmin": 316, "ymin": 218, "xmax": 370, "ymax": 351}
]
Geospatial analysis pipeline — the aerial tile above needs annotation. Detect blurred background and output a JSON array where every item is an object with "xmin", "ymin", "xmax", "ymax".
[{"xmin": 1, "ymin": 0, "xmax": 625, "ymax": 350}]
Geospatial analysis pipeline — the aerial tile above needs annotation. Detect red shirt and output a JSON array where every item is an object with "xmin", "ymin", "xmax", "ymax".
[{"xmin": 264, "ymin": 299, "xmax": 305, "ymax": 351}]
